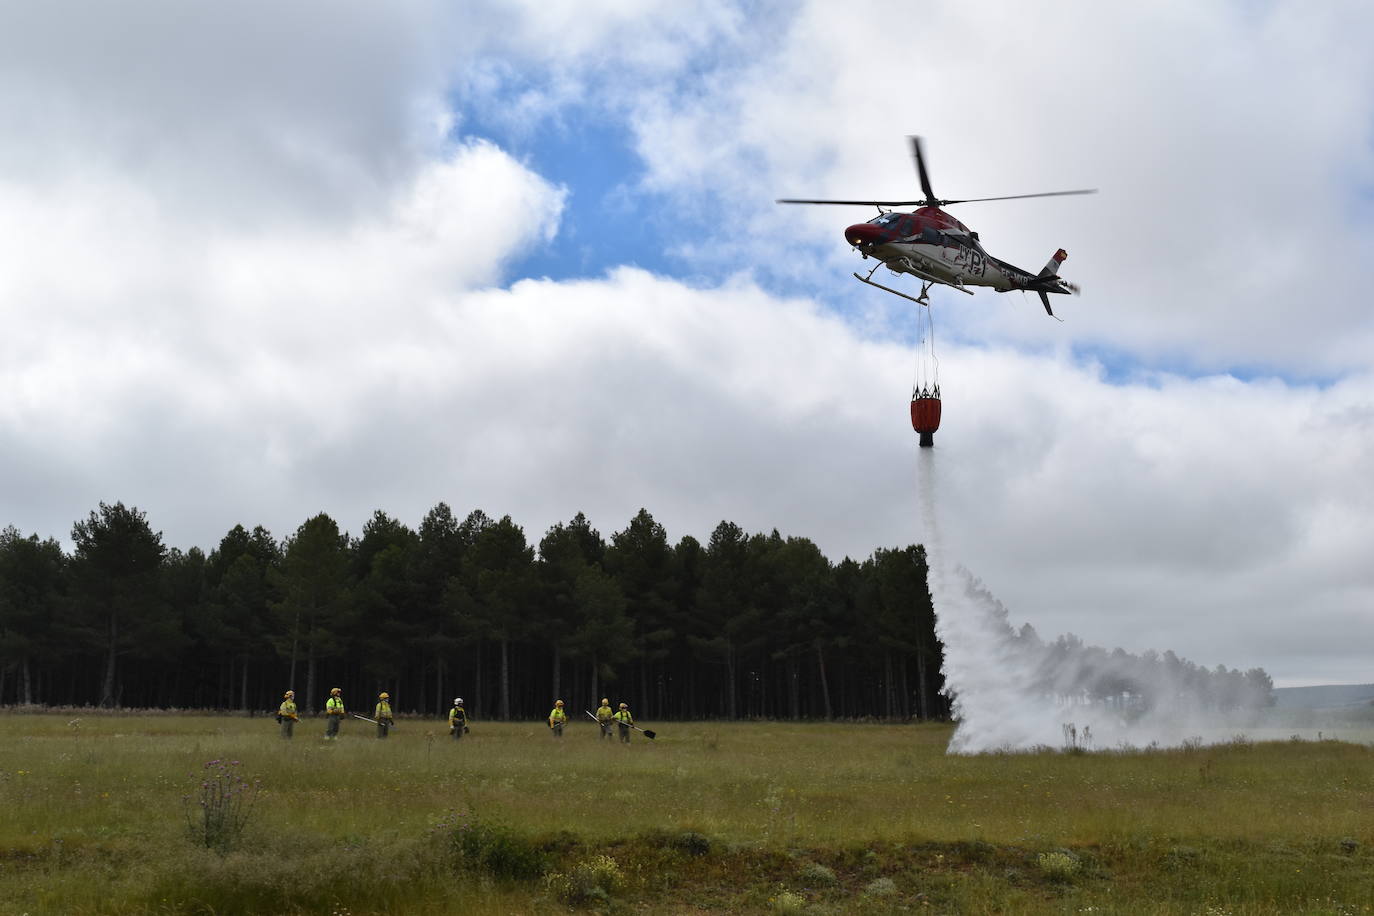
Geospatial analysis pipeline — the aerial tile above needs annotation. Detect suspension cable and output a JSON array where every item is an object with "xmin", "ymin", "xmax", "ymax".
[{"xmin": 911, "ymin": 301, "xmax": 939, "ymax": 398}]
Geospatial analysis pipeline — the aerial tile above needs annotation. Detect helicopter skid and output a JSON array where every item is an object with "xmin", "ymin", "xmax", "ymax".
[{"xmin": 853, "ymin": 271, "xmax": 972, "ymax": 304}]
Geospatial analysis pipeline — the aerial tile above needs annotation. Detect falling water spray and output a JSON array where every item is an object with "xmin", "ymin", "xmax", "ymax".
[{"xmin": 917, "ymin": 449, "xmax": 1269, "ymax": 753}]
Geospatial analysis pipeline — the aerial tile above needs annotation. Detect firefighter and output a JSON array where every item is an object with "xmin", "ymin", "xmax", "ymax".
[
  {"xmin": 595, "ymin": 698, "xmax": 613, "ymax": 740},
  {"xmin": 277, "ymin": 690, "xmax": 299, "ymax": 739},
  {"xmin": 449, "ymin": 697, "xmax": 467, "ymax": 741},
  {"xmin": 613, "ymin": 702, "xmax": 634, "ymax": 744},
  {"xmin": 548, "ymin": 699, "xmax": 567, "ymax": 738},
  {"xmin": 374, "ymin": 692, "xmax": 394, "ymax": 739},
  {"xmin": 325, "ymin": 687, "xmax": 345, "ymax": 739}
]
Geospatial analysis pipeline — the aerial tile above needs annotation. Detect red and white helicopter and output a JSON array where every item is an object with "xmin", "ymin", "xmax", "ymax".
[{"xmin": 778, "ymin": 137, "xmax": 1095, "ymax": 317}]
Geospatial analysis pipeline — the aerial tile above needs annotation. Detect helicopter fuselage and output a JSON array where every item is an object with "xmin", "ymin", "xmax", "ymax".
[{"xmin": 845, "ymin": 206, "xmax": 1072, "ymax": 296}]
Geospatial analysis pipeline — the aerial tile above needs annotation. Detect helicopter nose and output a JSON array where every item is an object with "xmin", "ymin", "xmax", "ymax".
[{"xmin": 845, "ymin": 223, "xmax": 886, "ymax": 249}]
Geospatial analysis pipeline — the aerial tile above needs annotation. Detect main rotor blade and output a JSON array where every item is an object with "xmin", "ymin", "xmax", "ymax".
[
  {"xmin": 940, "ymin": 189, "xmax": 1098, "ymax": 205},
  {"xmin": 910, "ymin": 136, "xmax": 937, "ymax": 204},
  {"xmin": 775, "ymin": 198, "xmax": 929, "ymax": 206}
]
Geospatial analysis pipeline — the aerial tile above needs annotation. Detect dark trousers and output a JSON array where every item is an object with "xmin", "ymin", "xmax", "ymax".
[
  {"xmin": 280, "ymin": 719, "xmax": 295, "ymax": 739},
  {"xmin": 618, "ymin": 724, "xmax": 631, "ymax": 743},
  {"xmin": 326, "ymin": 715, "xmax": 341, "ymax": 738},
  {"xmin": 376, "ymin": 722, "xmax": 390, "ymax": 739},
  {"xmin": 599, "ymin": 722, "xmax": 611, "ymax": 740},
  {"xmin": 551, "ymin": 723, "xmax": 564, "ymax": 738}
]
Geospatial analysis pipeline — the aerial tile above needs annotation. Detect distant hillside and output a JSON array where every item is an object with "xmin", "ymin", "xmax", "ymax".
[{"xmin": 1272, "ymin": 684, "xmax": 1374, "ymax": 709}]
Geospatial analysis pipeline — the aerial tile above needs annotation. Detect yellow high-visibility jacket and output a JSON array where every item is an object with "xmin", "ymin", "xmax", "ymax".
[
  {"xmin": 613, "ymin": 709, "xmax": 633, "ymax": 726},
  {"xmin": 596, "ymin": 704, "xmax": 613, "ymax": 723},
  {"xmin": 279, "ymin": 700, "xmax": 298, "ymax": 721},
  {"xmin": 548, "ymin": 707, "xmax": 567, "ymax": 726},
  {"xmin": 326, "ymin": 696, "xmax": 345, "ymax": 716},
  {"xmin": 375, "ymin": 701, "xmax": 393, "ymax": 721}
]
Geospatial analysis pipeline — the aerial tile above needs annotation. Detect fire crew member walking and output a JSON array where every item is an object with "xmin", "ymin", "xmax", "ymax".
[
  {"xmin": 548, "ymin": 699, "xmax": 567, "ymax": 737},
  {"xmin": 278, "ymin": 690, "xmax": 298, "ymax": 739},
  {"xmin": 374, "ymin": 692, "xmax": 394, "ymax": 739},
  {"xmin": 613, "ymin": 702, "xmax": 634, "ymax": 744},
  {"xmin": 449, "ymin": 697, "xmax": 467, "ymax": 741},
  {"xmin": 325, "ymin": 687, "xmax": 345, "ymax": 740},
  {"xmin": 596, "ymin": 698, "xmax": 614, "ymax": 740}
]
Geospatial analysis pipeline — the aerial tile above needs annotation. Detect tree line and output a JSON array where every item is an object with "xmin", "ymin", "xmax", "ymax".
[{"xmin": 0, "ymin": 502, "xmax": 948, "ymax": 721}]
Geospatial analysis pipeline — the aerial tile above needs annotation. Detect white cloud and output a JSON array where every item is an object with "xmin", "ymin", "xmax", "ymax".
[
  {"xmin": 459, "ymin": 0, "xmax": 744, "ymax": 76},
  {"xmin": 0, "ymin": 0, "xmax": 465, "ymax": 222},
  {"xmin": 0, "ymin": 136, "xmax": 565, "ymax": 531}
]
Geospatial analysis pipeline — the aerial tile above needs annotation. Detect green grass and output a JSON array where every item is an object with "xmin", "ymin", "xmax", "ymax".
[{"xmin": 1, "ymin": 713, "xmax": 1372, "ymax": 913}]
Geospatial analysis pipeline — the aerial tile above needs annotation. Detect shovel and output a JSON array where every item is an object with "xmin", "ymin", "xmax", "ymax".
[{"xmin": 585, "ymin": 709, "xmax": 655, "ymax": 739}]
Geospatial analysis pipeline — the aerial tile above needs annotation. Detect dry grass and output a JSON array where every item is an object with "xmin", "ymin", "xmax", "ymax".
[{"xmin": 1, "ymin": 713, "xmax": 1372, "ymax": 913}]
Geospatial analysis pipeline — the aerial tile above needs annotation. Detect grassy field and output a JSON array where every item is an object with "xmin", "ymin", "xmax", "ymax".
[{"xmin": 1, "ymin": 712, "xmax": 1372, "ymax": 914}]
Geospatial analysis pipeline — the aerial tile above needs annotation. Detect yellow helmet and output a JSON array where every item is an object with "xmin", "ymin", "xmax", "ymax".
[
  {"xmin": 330, "ymin": 687, "xmax": 341, "ymax": 696},
  {"xmin": 284, "ymin": 690, "xmax": 294, "ymax": 698},
  {"xmin": 619, "ymin": 702, "xmax": 628, "ymax": 709},
  {"xmin": 555, "ymin": 699, "xmax": 564, "ymax": 707},
  {"xmin": 601, "ymin": 698, "xmax": 609, "ymax": 705},
  {"xmin": 379, "ymin": 692, "xmax": 389, "ymax": 700}
]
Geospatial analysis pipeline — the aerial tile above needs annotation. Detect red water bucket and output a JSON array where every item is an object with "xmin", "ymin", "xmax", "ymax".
[{"xmin": 911, "ymin": 396, "xmax": 941, "ymax": 448}]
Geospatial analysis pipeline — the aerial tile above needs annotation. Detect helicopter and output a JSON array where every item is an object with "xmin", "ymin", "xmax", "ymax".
[{"xmin": 777, "ymin": 137, "xmax": 1095, "ymax": 317}]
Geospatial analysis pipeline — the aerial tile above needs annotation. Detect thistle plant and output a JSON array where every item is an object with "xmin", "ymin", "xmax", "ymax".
[
  {"xmin": 183, "ymin": 758, "xmax": 260, "ymax": 850},
  {"xmin": 769, "ymin": 890, "xmax": 807, "ymax": 914},
  {"xmin": 544, "ymin": 854, "xmax": 625, "ymax": 905},
  {"xmin": 1036, "ymin": 850, "xmax": 1081, "ymax": 882}
]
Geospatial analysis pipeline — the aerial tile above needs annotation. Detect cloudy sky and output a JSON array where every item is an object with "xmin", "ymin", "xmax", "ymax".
[{"xmin": 2, "ymin": 1, "xmax": 1371, "ymax": 687}]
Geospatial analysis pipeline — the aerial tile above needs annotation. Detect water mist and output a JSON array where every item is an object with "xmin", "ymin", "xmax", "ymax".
[{"xmin": 918, "ymin": 449, "xmax": 1271, "ymax": 753}]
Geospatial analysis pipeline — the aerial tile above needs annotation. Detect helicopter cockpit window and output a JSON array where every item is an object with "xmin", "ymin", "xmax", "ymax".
[{"xmin": 869, "ymin": 213, "xmax": 902, "ymax": 227}]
